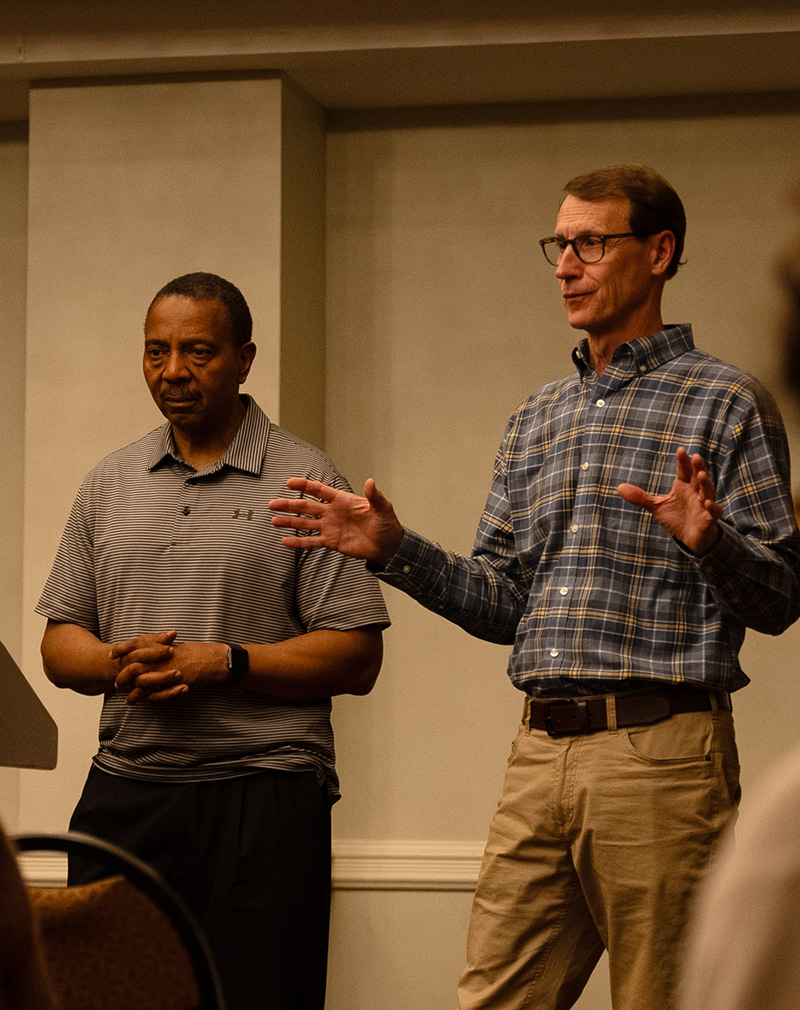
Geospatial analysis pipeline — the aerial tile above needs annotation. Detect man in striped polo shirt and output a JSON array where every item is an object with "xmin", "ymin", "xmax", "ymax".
[
  {"xmin": 37, "ymin": 272, "xmax": 389, "ymax": 1010},
  {"xmin": 268, "ymin": 166, "xmax": 800, "ymax": 1009}
]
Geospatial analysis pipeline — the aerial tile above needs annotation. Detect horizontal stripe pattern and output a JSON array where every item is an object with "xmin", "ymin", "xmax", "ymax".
[
  {"xmin": 380, "ymin": 326, "xmax": 800, "ymax": 696},
  {"xmin": 37, "ymin": 397, "xmax": 389, "ymax": 798}
]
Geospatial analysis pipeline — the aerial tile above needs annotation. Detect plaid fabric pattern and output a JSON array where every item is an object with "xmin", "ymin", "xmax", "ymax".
[{"xmin": 380, "ymin": 326, "xmax": 800, "ymax": 697}]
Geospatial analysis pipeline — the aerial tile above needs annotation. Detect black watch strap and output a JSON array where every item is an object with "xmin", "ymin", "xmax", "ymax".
[{"xmin": 226, "ymin": 644, "xmax": 249, "ymax": 686}]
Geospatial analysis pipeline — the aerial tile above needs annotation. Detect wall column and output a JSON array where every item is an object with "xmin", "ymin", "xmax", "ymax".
[{"xmin": 20, "ymin": 73, "xmax": 325, "ymax": 830}]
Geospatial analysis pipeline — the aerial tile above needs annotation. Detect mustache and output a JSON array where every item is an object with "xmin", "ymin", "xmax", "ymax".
[{"xmin": 159, "ymin": 386, "xmax": 200, "ymax": 402}]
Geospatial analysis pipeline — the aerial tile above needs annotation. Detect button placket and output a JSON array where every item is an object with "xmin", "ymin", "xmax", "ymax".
[
  {"xmin": 171, "ymin": 477, "xmax": 201, "ymax": 548},
  {"xmin": 551, "ymin": 390, "xmax": 594, "ymax": 665}
]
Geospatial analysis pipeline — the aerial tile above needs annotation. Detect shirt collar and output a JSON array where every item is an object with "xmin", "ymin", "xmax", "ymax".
[
  {"xmin": 147, "ymin": 394, "xmax": 271, "ymax": 476},
  {"xmin": 572, "ymin": 324, "xmax": 695, "ymax": 385}
]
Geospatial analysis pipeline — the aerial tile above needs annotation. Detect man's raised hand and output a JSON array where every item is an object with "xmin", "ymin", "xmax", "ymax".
[
  {"xmin": 269, "ymin": 477, "xmax": 404, "ymax": 567},
  {"xmin": 617, "ymin": 447, "xmax": 723, "ymax": 555}
]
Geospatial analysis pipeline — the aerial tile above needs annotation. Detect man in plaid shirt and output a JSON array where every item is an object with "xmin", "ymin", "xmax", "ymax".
[{"xmin": 269, "ymin": 165, "xmax": 800, "ymax": 1009}]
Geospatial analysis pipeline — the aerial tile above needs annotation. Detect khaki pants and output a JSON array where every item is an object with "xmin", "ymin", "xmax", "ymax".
[{"xmin": 458, "ymin": 695, "xmax": 740, "ymax": 1010}]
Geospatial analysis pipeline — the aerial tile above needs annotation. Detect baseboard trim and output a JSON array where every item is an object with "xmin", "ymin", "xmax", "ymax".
[
  {"xmin": 18, "ymin": 839, "xmax": 485, "ymax": 892},
  {"xmin": 333, "ymin": 839, "xmax": 484, "ymax": 891},
  {"xmin": 17, "ymin": 853, "xmax": 66, "ymax": 888}
]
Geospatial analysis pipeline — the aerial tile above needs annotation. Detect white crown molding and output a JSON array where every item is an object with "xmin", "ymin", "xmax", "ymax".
[
  {"xmin": 4, "ymin": 8, "xmax": 800, "ymax": 70},
  {"xmin": 3, "ymin": 14, "xmax": 800, "ymax": 119},
  {"xmin": 18, "ymin": 839, "xmax": 485, "ymax": 892}
]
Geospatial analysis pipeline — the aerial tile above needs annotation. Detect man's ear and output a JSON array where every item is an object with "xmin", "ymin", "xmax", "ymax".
[
  {"xmin": 650, "ymin": 231, "xmax": 676, "ymax": 277},
  {"xmin": 238, "ymin": 341, "xmax": 257, "ymax": 384}
]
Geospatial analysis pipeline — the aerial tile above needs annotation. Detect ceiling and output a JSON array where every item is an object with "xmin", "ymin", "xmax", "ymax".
[{"xmin": 2, "ymin": 0, "xmax": 800, "ymax": 120}]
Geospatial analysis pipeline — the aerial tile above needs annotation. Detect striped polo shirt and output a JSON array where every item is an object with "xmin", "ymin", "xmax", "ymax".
[
  {"xmin": 379, "ymin": 325, "xmax": 800, "ymax": 697},
  {"xmin": 37, "ymin": 397, "xmax": 390, "ymax": 798}
]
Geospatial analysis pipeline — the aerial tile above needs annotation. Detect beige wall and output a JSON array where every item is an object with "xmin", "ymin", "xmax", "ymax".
[{"xmin": 4, "ymin": 88, "xmax": 800, "ymax": 1010}]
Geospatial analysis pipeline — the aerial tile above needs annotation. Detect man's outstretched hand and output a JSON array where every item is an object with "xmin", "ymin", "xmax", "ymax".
[
  {"xmin": 617, "ymin": 447, "xmax": 723, "ymax": 555},
  {"xmin": 269, "ymin": 478, "xmax": 404, "ymax": 567}
]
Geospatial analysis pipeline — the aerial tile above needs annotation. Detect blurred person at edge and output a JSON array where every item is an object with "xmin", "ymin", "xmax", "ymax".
[
  {"xmin": 0, "ymin": 823, "xmax": 56, "ymax": 1010},
  {"xmin": 680, "ymin": 742, "xmax": 800, "ymax": 1010}
]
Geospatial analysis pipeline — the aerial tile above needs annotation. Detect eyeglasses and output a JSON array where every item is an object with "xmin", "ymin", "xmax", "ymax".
[{"xmin": 539, "ymin": 232, "xmax": 641, "ymax": 266}]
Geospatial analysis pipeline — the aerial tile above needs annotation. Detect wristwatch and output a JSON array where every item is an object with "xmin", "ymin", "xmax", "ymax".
[{"xmin": 226, "ymin": 644, "xmax": 249, "ymax": 686}]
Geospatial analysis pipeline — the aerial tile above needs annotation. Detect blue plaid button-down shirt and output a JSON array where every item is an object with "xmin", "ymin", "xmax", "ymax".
[{"xmin": 379, "ymin": 325, "xmax": 800, "ymax": 696}]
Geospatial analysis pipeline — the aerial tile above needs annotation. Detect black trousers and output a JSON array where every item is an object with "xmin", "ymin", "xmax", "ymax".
[{"xmin": 69, "ymin": 766, "xmax": 332, "ymax": 1010}]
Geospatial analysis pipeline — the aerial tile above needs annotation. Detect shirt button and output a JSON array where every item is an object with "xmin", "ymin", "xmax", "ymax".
[
  {"xmin": 550, "ymin": 648, "xmax": 559, "ymax": 658},
  {"xmin": 639, "ymin": 364, "xmax": 647, "ymax": 373},
  {"xmin": 581, "ymin": 462, "xmax": 589, "ymax": 471},
  {"xmin": 571, "ymin": 524, "xmax": 579, "ymax": 533},
  {"xmin": 182, "ymin": 506, "xmax": 190, "ymax": 515},
  {"xmin": 559, "ymin": 587, "xmax": 569, "ymax": 596},
  {"xmin": 596, "ymin": 398, "xmax": 606, "ymax": 407},
  {"xmin": 402, "ymin": 565, "xmax": 411, "ymax": 575}
]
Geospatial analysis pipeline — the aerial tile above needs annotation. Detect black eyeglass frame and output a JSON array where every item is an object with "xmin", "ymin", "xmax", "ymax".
[{"xmin": 538, "ymin": 232, "xmax": 645, "ymax": 266}]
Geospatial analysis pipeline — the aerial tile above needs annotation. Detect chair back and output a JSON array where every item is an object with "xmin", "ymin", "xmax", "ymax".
[
  {"xmin": 14, "ymin": 832, "xmax": 226, "ymax": 1010},
  {"xmin": 29, "ymin": 876, "xmax": 200, "ymax": 1010}
]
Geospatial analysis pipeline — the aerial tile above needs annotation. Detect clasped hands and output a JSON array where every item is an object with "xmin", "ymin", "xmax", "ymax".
[
  {"xmin": 111, "ymin": 632, "xmax": 228, "ymax": 704},
  {"xmin": 269, "ymin": 447, "xmax": 722, "ymax": 560}
]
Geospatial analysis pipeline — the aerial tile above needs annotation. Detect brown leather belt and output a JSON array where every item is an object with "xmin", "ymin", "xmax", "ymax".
[{"xmin": 528, "ymin": 686, "xmax": 732, "ymax": 737}]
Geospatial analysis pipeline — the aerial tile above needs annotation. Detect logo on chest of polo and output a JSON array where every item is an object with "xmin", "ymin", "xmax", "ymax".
[{"xmin": 232, "ymin": 508, "xmax": 255, "ymax": 520}]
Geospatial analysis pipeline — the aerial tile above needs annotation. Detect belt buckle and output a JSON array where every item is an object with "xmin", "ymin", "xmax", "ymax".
[{"xmin": 544, "ymin": 699, "xmax": 589, "ymax": 737}]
